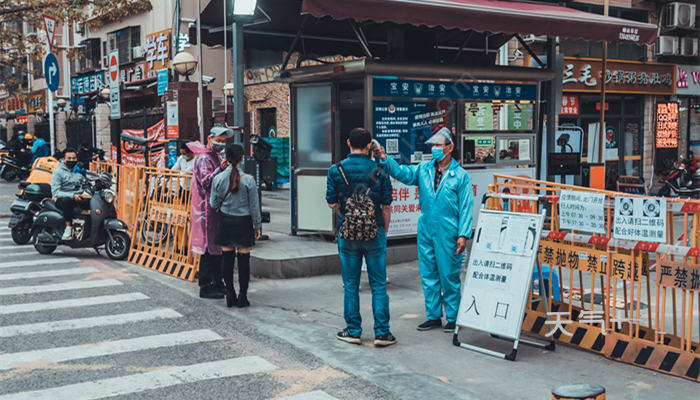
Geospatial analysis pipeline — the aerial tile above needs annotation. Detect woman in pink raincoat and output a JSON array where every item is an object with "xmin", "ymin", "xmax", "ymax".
[{"xmin": 188, "ymin": 127, "xmax": 232, "ymax": 298}]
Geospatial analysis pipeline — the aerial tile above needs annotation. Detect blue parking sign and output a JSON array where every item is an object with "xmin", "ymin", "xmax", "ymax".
[{"xmin": 44, "ymin": 53, "xmax": 60, "ymax": 92}]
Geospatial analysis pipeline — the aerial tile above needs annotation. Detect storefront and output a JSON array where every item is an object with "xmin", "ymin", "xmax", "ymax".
[
  {"xmin": 676, "ymin": 65, "xmax": 700, "ymax": 156},
  {"xmin": 558, "ymin": 57, "xmax": 676, "ymax": 189}
]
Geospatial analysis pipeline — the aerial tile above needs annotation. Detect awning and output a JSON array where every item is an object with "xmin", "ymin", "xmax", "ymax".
[{"xmin": 302, "ymin": 0, "xmax": 658, "ymax": 44}]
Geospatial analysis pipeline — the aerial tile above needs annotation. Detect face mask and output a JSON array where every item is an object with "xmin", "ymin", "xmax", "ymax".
[
  {"xmin": 431, "ymin": 147, "xmax": 446, "ymax": 162},
  {"xmin": 211, "ymin": 142, "xmax": 226, "ymax": 154},
  {"xmin": 65, "ymin": 160, "xmax": 77, "ymax": 170}
]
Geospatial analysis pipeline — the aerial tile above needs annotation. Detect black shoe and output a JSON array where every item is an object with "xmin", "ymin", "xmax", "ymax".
[
  {"xmin": 215, "ymin": 284, "xmax": 226, "ymax": 297},
  {"xmin": 236, "ymin": 295, "xmax": 250, "ymax": 308},
  {"xmin": 226, "ymin": 290, "xmax": 237, "ymax": 308},
  {"xmin": 199, "ymin": 285, "xmax": 224, "ymax": 299},
  {"xmin": 443, "ymin": 321, "xmax": 456, "ymax": 333},
  {"xmin": 374, "ymin": 333, "xmax": 397, "ymax": 347},
  {"xmin": 417, "ymin": 319, "xmax": 442, "ymax": 331},
  {"xmin": 336, "ymin": 329, "xmax": 361, "ymax": 344}
]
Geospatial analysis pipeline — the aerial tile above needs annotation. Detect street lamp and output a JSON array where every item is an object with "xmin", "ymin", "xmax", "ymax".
[
  {"xmin": 100, "ymin": 88, "xmax": 110, "ymax": 101},
  {"xmin": 172, "ymin": 52, "xmax": 198, "ymax": 82},
  {"xmin": 233, "ymin": 0, "xmax": 257, "ymax": 16}
]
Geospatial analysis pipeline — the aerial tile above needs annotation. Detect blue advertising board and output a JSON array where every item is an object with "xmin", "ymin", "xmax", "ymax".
[
  {"xmin": 372, "ymin": 76, "xmax": 537, "ymax": 101},
  {"xmin": 157, "ymin": 69, "xmax": 168, "ymax": 96},
  {"xmin": 70, "ymin": 72, "xmax": 106, "ymax": 105}
]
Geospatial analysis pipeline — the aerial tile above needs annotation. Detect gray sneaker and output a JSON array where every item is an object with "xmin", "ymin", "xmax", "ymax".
[
  {"xmin": 336, "ymin": 329, "xmax": 361, "ymax": 344},
  {"xmin": 61, "ymin": 226, "xmax": 72, "ymax": 241}
]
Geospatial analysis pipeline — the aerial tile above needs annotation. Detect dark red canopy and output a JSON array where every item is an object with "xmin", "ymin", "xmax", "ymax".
[{"xmin": 302, "ymin": 0, "xmax": 658, "ymax": 44}]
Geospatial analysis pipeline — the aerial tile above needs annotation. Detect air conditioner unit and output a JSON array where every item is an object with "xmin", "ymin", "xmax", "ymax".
[
  {"xmin": 681, "ymin": 37, "xmax": 699, "ymax": 56},
  {"xmin": 102, "ymin": 56, "xmax": 108, "ymax": 69},
  {"xmin": 132, "ymin": 46, "xmax": 144, "ymax": 59},
  {"xmin": 664, "ymin": 2, "xmax": 696, "ymax": 29},
  {"xmin": 656, "ymin": 36, "xmax": 679, "ymax": 56}
]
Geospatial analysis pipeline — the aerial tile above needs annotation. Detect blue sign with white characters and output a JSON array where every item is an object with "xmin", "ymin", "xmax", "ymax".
[
  {"xmin": 44, "ymin": 53, "xmax": 60, "ymax": 92},
  {"xmin": 157, "ymin": 69, "xmax": 168, "ymax": 96},
  {"xmin": 372, "ymin": 76, "xmax": 537, "ymax": 101},
  {"xmin": 70, "ymin": 72, "xmax": 106, "ymax": 105}
]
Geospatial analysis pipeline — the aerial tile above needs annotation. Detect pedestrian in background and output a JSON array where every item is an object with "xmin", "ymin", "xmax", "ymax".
[
  {"xmin": 210, "ymin": 144, "xmax": 261, "ymax": 308},
  {"xmin": 189, "ymin": 127, "xmax": 232, "ymax": 299},
  {"xmin": 326, "ymin": 127, "xmax": 395, "ymax": 347},
  {"xmin": 172, "ymin": 142, "xmax": 195, "ymax": 199},
  {"xmin": 375, "ymin": 127, "xmax": 473, "ymax": 333}
]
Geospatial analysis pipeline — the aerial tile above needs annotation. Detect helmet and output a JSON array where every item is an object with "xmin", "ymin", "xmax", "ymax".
[{"xmin": 23, "ymin": 133, "xmax": 34, "ymax": 141}]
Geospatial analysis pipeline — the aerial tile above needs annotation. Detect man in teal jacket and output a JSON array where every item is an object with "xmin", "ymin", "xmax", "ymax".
[{"xmin": 375, "ymin": 127, "xmax": 473, "ymax": 332}]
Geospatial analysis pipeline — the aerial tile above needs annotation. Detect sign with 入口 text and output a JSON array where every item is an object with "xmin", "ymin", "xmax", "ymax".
[
  {"xmin": 658, "ymin": 259, "xmax": 700, "ymax": 291},
  {"xmin": 457, "ymin": 210, "xmax": 545, "ymax": 339},
  {"xmin": 655, "ymin": 102, "xmax": 679, "ymax": 149},
  {"xmin": 613, "ymin": 197, "xmax": 667, "ymax": 243},
  {"xmin": 562, "ymin": 57, "xmax": 676, "ymax": 95},
  {"xmin": 539, "ymin": 239, "xmax": 639, "ymax": 281},
  {"xmin": 558, "ymin": 190, "xmax": 605, "ymax": 234}
]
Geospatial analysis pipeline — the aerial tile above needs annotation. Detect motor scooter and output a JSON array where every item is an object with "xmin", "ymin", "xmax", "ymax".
[
  {"xmin": 0, "ymin": 153, "xmax": 31, "ymax": 182},
  {"xmin": 8, "ymin": 182, "xmax": 52, "ymax": 244},
  {"xmin": 656, "ymin": 161, "xmax": 700, "ymax": 198},
  {"xmin": 31, "ymin": 171, "xmax": 131, "ymax": 260}
]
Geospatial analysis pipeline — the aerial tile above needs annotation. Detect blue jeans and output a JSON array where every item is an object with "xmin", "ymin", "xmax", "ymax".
[{"xmin": 338, "ymin": 229, "xmax": 390, "ymax": 337}]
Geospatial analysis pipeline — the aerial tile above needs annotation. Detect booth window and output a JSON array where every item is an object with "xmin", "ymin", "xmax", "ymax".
[{"xmin": 294, "ymin": 85, "xmax": 332, "ymax": 169}]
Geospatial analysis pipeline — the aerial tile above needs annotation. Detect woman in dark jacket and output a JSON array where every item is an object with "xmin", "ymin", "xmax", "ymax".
[{"xmin": 210, "ymin": 144, "xmax": 262, "ymax": 307}]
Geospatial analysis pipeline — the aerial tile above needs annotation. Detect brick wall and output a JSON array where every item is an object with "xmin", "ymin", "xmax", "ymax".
[{"xmin": 245, "ymin": 82, "xmax": 290, "ymax": 138}]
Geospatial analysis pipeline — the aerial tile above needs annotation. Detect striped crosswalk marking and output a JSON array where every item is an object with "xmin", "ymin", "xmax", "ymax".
[
  {"xmin": 0, "ymin": 245, "xmax": 31, "ymax": 251},
  {"xmin": 0, "ymin": 308, "xmax": 182, "ymax": 338},
  {"xmin": 0, "ymin": 329, "xmax": 222, "ymax": 371},
  {"xmin": 0, "ymin": 279, "xmax": 122, "ymax": 296},
  {"xmin": 1, "ymin": 251, "xmax": 45, "ymax": 257},
  {"xmin": 0, "ymin": 267, "xmax": 99, "ymax": 281},
  {"xmin": 0, "ymin": 258, "xmax": 81, "ymax": 269},
  {"xmin": 0, "ymin": 293, "xmax": 149, "ymax": 315},
  {"xmin": 281, "ymin": 391, "xmax": 339, "ymax": 400},
  {"xmin": 0, "ymin": 356, "xmax": 277, "ymax": 400}
]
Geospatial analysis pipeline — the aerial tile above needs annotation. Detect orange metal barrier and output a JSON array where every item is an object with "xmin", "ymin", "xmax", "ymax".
[
  {"xmin": 488, "ymin": 175, "xmax": 700, "ymax": 382},
  {"xmin": 91, "ymin": 161, "xmax": 198, "ymax": 281}
]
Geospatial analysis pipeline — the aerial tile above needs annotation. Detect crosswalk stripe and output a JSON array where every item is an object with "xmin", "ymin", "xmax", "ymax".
[
  {"xmin": 0, "ymin": 356, "xmax": 277, "ymax": 400},
  {"xmin": 0, "ymin": 329, "xmax": 223, "ymax": 371},
  {"xmin": 0, "ymin": 308, "xmax": 182, "ymax": 338},
  {"xmin": 0, "ymin": 293, "xmax": 149, "ymax": 315},
  {"xmin": 0, "ymin": 279, "xmax": 122, "ymax": 296},
  {"xmin": 0, "ymin": 267, "xmax": 99, "ymax": 281},
  {"xmin": 0, "ymin": 258, "xmax": 81, "ymax": 269},
  {"xmin": 280, "ymin": 391, "xmax": 339, "ymax": 400},
  {"xmin": 1, "ymin": 251, "xmax": 43, "ymax": 257}
]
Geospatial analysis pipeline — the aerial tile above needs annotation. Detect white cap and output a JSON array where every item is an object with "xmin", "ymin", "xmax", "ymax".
[{"xmin": 424, "ymin": 127, "xmax": 453, "ymax": 145}]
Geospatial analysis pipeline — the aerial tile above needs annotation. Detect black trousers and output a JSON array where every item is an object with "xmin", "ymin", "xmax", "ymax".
[
  {"xmin": 198, "ymin": 252, "xmax": 224, "ymax": 288},
  {"xmin": 55, "ymin": 197, "xmax": 89, "ymax": 223}
]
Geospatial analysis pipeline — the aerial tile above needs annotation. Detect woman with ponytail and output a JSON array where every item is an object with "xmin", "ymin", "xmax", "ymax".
[{"xmin": 210, "ymin": 144, "xmax": 262, "ymax": 307}]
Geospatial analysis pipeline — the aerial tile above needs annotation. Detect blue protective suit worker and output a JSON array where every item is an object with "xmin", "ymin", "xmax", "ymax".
[{"xmin": 377, "ymin": 127, "xmax": 474, "ymax": 333}]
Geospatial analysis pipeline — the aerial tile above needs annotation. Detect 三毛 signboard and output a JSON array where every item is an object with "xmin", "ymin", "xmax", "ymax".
[
  {"xmin": 108, "ymin": 50, "xmax": 121, "ymax": 119},
  {"xmin": 562, "ymin": 57, "xmax": 676, "ymax": 95},
  {"xmin": 613, "ymin": 196, "xmax": 667, "ymax": 242},
  {"xmin": 558, "ymin": 190, "xmax": 606, "ymax": 234},
  {"xmin": 457, "ymin": 209, "xmax": 545, "ymax": 339},
  {"xmin": 656, "ymin": 102, "xmax": 679, "ymax": 149}
]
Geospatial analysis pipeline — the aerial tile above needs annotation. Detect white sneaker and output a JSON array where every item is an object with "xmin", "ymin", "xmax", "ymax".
[{"xmin": 61, "ymin": 226, "xmax": 72, "ymax": 240}]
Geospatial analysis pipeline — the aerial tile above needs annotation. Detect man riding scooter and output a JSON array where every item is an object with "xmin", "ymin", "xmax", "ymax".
[{"xmin": 51, "ymin": 148, "xmax": 90, "ymax": 240}]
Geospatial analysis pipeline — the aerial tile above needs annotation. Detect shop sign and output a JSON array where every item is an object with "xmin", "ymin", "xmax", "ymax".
[
  {"xmin": 655, "ymin": 102, "xmax": 679, "ymax": 149},
  {"xmin": 373, "ymin": 77, "xmax": 538, "ymax": 101},
  {"xmin": 506, "ymin": 103, "xmax": 532, "ymax": 131},
  {"xmin": 561, "ymin": 95, "xmax": 579, "ymax": 115},
  {"xmin": 26, "ymin": 91, "xmax": 46, "ymax": 114},
  {"xmin": 466, "ymin": 103, "xmax": 493, "ymax": 131},
  {"xmin": 613, "ymin": 196, "xmax": 667, "ymax": 243},
  {"xmin": 677, "ymin": 65, "xmax": 700, "ymax": 97},
  {"xmin": 562, "ymin": 57, "xmax": 675, "ymax": 95},
  {"xmin": 145, "ymin": 29, "xmax": 170, "ymax": 79},
  {"xmin": 70, "ymin": 71, "xmax": 106, "ymax": 105}
]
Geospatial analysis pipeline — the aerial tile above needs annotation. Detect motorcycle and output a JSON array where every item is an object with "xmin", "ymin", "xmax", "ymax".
[
  {"xmin": 31, "ymin": 171, "xmax": 131, "ymax": 260},
  {"xmin": 0, "ymin": 152, "xmax": 32, "ymax": 182},
  {"xmin": 8, "ymin": 182, "xmax": 52, "ymax": 244},
  {"xmin": 656, "ymin": 160, "xmax": 700, "ymax": 198}
]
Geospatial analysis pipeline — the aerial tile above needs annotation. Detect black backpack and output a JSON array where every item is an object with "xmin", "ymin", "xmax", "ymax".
[{"xmin": 336, "ymin": 162, "xmax": 380, "ymax": 241}]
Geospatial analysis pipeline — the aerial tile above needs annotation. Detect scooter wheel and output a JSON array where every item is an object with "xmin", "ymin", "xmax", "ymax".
[
  {"xmin": 106, "ymin": 230, "xmax": 130, "ymax": 260},
  {"xmin": 11, "ymin": 220, "xmax": 32, "ymax": 245},
  {"xmin": 33, "ymin": 228, "xmax": 57, "ymax": 255}
]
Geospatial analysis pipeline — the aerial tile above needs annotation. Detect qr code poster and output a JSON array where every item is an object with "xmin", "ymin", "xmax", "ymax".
[
  {"xmin": 613, "ymin": 197, "xmax": 667, "ymax": 243},
  {"xmin": 386, "ymin": 139, "xmax": 399, "ymax": 154}
]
